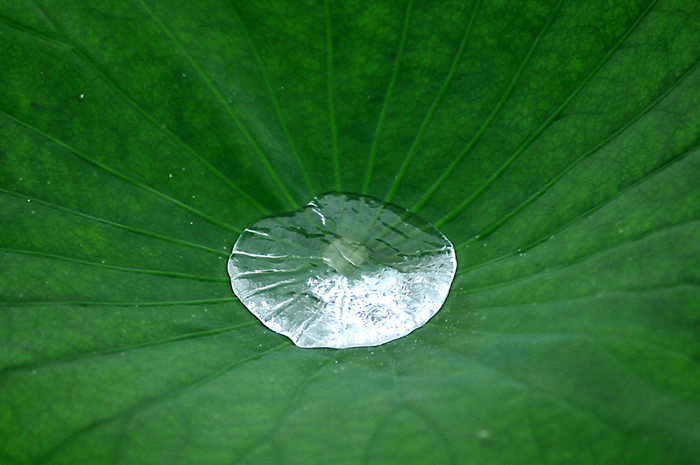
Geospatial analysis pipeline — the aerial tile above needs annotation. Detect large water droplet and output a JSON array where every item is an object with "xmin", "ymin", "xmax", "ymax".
[{"xmin": 228, "ymin": 193, "xmax": 456, "ymax": 349}]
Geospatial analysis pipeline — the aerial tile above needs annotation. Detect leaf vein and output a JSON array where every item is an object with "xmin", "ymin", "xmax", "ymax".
[
  {"xmin": 32, "ymin": 341, "xmax": 292, "ymax": 465},
  {"xmin": 228, "ymin": 4, "xmax": 315, "ymax": 197},
  {"xmin": 436, "ymin": 0, "xmax": 660, "ymax": 228},
  {"xmin": 412, "ymin": 0, "xmax": 565, "ymax": 213},
  {"xmin": 454, "ymin": 142, "xmax": 699, "ymax": 275},
  {"xmin": 0, "ymin": 188, "xmax": 228, "ymax": 257},
  {"xmin": 0, "ymin": 298, "xmax": 238, "ymax": 308},
  {"xmin": 228, "ymin": 352, "xmax": 340, "ymax": 465},
  {"xmin": 0, "ymin": 321, "xmax": 257, "ymax": 376},
  {"xmin": 0, "ymin": 110, "xmax": 242, "ymax": 234},
  {"xmin": 0, "ymin": 247, "xmax": 229, "ymax": 282},
  {"xmin": 363, "ymin": 0, "xmax": 413, "ymax": 195},
  {"xmin": 385, "ymin": 0, "xmax": 484, "ymax": 203},
  {"xmin": 455, "ymin": 57, "xmax": 700, "ymax": 249},
  {"xmin": 135, "ymin": 0, "xmax": 299, "ymax": 208},
  {"xmin": 324, "ymin": 0, "xmax": 341, "ymax": 192},
  {"xmin": 454, "ymin": 219, "xmax": 700, "ymax": 295},
  {"xmin": 24, "ymin": 0, "xmax": 269, "ymax": 215}
]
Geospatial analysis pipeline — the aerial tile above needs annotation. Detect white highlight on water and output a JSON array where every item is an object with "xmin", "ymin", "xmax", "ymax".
[{"xmin": 228, "ymin": 193, "xmax": 456, "ymax": 349}]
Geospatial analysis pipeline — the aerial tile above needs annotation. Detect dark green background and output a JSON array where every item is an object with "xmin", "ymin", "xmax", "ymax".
[{"xmin": 1, "ymin": 0, "xmax": 699, "ymax": 464}]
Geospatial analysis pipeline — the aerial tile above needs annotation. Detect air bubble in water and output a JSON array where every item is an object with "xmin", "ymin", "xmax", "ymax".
[{"xmin": 227, "ymin": 193, "xmax": 456, "ymax": 349}]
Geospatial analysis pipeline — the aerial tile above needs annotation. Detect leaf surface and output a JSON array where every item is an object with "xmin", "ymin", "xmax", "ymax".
[{"xmin": 1, "ymin": 0, "xmax": 699, "ymax": 464}]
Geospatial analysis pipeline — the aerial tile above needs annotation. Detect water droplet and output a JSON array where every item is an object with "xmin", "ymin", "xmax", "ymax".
[{"xmin": 228, "ymin": 193, "xmax": 456, "ymax": 349}]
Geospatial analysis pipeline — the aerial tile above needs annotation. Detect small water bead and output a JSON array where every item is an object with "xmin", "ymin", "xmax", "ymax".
[{"xmin": 228, "ymin": 192, "xmax": 456, "ymax": 349}]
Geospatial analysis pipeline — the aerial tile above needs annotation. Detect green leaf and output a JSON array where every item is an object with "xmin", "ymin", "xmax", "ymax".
[{"xmin": 1, "ymin": 0, "xmax": 699, "ymax": 463}]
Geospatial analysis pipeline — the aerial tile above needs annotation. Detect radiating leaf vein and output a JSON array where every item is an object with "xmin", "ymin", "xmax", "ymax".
[
  {"xmin": 0, "ymin": 110, "xmax": 242, "ymax": 234},
  {"xmin": 436, "ymin": 0, "xmax": 660, "ymax": 228},
  {"xmin": 455, "ymin": 142, "xmax": 699, "ymax": 275},
  {"xmin": 455, "ymin": 58, "xmax": 700, "ymax": 250},
  {"xmin": 0, "ymin": 188, "xmax": 228, "ymax": 257},
  {"xmin": 385, "ymin": 0, "xmax": 484, "ymax": 203},
  {"xmin": 454, "ymin": 219, "xmax": 699, "ymax": 295},
  {"xmin": 228, "ymin": 3, "xmax": 316, "ymax": 197},
  {"xmin": 24, "ymin": 0, "xmax": 270, "ymax": 215},
  {"xmin": 363, "ymin": 0, "xmax": 414, "ymax": 195},
  {"xmin": 135, "ymin": 0, "xmax": 299, "ymax": 209},
  {"xmin": 0, "ymin": 321, "xmax": 258, "ymax": 377},
  {"xmin": 411, "ymin": 0, "xmax": 565, "ymax": 213},
  {"xmin": 34, "ymin": 341, "xmax": 292, "ymax": 465},
  {"xmin": 0, "ymin": 247, "xmax": 229, "ymax": 282}
]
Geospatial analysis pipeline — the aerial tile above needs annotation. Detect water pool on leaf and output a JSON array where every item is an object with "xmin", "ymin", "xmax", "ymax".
[{"xmin": 227, "ymin": 192, "xmax": 456, "ymax": 349}]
